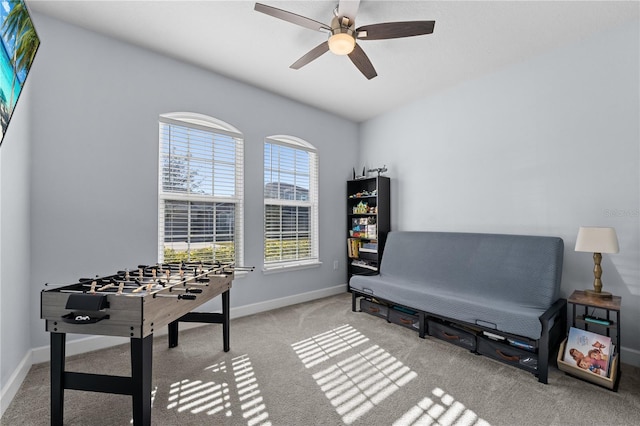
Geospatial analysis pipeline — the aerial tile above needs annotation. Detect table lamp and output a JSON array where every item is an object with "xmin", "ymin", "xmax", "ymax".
[{"xmin": 574, "ymin": 226, "xmax": 619, "ymax": 298}]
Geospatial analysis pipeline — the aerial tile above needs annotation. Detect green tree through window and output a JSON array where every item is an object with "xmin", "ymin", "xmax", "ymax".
[{"xmin": 159, "ymin": 113, "xmax": 244, "ymax": 265}]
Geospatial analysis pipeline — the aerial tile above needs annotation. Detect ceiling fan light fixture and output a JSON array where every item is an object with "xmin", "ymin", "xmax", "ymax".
[
  {"xmin": 328, "ymin": 32, "xmax": 355, "ymax": 55},
  {"xmin": 254, "ymin": 2, "xmax": 435, "ymax": 79}
]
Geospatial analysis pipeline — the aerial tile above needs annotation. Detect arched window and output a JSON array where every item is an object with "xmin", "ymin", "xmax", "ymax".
[
  {"xmin": 264, "ymin": 135, "xmax": 319, "ymax": 271},
  {"xmin": 158, "ymin": 112, "xmax": 244, "ymax": 265}
]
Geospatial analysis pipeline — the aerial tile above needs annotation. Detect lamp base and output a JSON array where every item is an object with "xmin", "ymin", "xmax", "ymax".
[{"xmin": 584, "ymin": 289, "xmax": 613, "ymax": 299}]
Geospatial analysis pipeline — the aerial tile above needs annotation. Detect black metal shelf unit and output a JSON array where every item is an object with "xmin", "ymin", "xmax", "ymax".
[{"xmin": 346, "ymin": 176, "xmax": 390, "ymax": 282}]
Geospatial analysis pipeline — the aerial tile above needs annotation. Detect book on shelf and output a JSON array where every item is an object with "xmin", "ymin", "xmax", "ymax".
[
  {"xmin": 563, "ymin": 327, "xmax": 614, "ymax": 378},
  {"xmin": 347, "ymin": 238, "xmax": 360, "ymax": 258}
]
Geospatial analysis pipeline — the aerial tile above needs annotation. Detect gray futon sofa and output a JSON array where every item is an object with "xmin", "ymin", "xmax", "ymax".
[{"xmin": 349, "ymin": 231, "xmax": 567, "ymax": 383}]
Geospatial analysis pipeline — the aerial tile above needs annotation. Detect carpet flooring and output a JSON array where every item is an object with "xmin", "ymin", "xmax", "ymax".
[{"xmin": 2, "ymin": 292, "xmax": 639, "ymax": 425}]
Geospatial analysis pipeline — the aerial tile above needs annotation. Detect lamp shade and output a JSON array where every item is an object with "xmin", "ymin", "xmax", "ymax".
[{"xmin": 575, "ymin": 227, "xmax": 619, "ymax": 254}]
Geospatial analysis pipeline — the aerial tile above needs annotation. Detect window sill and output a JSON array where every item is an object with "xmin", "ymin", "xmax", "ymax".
[{"xmin": 262, "ymin": 261, "xmax": 322, "ymax": 275}]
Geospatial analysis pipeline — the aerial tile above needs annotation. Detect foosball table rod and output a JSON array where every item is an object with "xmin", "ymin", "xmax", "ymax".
[{"xmin": 153, "ymin": 293, "xmax": 196, "ymax": 300}]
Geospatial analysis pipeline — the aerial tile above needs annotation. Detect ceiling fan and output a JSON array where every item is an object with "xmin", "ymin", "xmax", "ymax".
[{"xmin": 254, "ymin": 0, "xmax": 435, "ymax": 80}]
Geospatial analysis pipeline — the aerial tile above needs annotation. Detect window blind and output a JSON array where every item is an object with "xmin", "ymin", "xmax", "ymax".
[
  {"xmin": 159, "ymin": 114, "xmax": 244, "ymax": 265},
  {"xmin": 264, "ymin": 137, "xmax": 318, "ymax": 267}
]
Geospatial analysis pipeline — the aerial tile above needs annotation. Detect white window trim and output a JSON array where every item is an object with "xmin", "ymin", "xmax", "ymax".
[
  {"xmin": 262, "ymin": 260, "xmax": 322, "ymax": 275},
  {"xmin": 263, "ymin": 135, "xmax": 319, "ymax": 273},
  {"xmin": 158, "ymin": 112, "xmax": 244, "ymax": 266}
]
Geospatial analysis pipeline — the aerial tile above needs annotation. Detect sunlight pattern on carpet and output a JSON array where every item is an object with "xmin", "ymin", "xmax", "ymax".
[
  {"xmin": 165, "ymin": 354, "xmax": 271, "ymax": 425},
  {"xmin": 393, "ymin": 387, "xmax": 490, "ymax": 426},
  {"xmin": 291, "ymin": 324, "xmax": 369, "ymax": 368},
  {"xmin": 166, "ymin": 378, "xmax": 231, "ymax": 414},
  {"xmin": 232, "ymin": 354, "xmax": 272, "ymax": 426},
  {"xmin": 292, "ymin": 325, "xmax": 417, "ymax": 424}
]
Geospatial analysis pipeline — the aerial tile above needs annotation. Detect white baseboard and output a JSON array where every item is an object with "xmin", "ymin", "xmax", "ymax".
[
  {"xmin": 2, "ymin": 285, "xmax": 347, "ymax": 415},
  {"xmin": 230, "ymin": 284, "xmax": 346, "ymax": 319},
  {"xmin": 0, "ymin": 350, "xmax": 32, "ymax": 418},
  {"xmin": 31, "ymin": 335, "xmax": 130, "ymax": 365},
  {"xmin": 621, "ymin": 346, "xmax": 640, "ymax": 370}
]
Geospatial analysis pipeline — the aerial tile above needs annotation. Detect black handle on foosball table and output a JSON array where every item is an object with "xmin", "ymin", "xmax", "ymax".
[
  {"xmin": 187, "ymin": 288, "xmax": 203, "ymax": 294},
  {"xmin": 65, "ymin": 294, "xmax": 109, "ymax": 311},
  {"xmin": 179, "ymin": 294, "xmax": 197, "ymax": 300},
  {"xmin": 61, "ymin": 312, "xmax": 110, "ymax": 324}
]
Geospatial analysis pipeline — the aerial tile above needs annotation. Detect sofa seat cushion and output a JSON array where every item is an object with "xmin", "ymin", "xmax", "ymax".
[{"xmin": 350, "ymin": 274, "xmax": 547, "ymax": 340}]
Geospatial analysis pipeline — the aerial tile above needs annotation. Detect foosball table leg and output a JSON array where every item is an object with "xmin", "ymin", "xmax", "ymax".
[
  {"xmin": 223, "ymin": 290, "xmax": 230, "ymax": 352},
  {"xmin": 166, "ymin": 288, "xmax": 231, "ymax": 351},
  {"xmin": 168, "ymin": 320, "xmax": 179, "ymax": 348},
  {"xmin": 130, "ymin": 335, "xmax": 153, "ymax": 426},
  {"xmin": 50, "ymin": 332, "xmax": 66, "ymax": 426}
]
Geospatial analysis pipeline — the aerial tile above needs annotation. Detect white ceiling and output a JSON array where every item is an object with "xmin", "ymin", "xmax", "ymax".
[{"xmin": 29, "ymin": 0, "xmax": 639, "ymax": 122}]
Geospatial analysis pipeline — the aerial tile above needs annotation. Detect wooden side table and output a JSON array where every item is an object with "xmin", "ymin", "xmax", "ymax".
[{"xmin": 565, "ymin": 290, "xmax": 621, "ymax": 390}]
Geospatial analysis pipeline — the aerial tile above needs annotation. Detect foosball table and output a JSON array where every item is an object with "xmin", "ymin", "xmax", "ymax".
[{"xmin": 41, "ymin": 261, "xmax": 252, "ymax": 426}]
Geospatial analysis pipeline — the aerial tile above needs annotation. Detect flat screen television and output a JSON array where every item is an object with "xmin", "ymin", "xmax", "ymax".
[{"xmin": 0, "ymin": 0, "xmax": 39, "ymax": 148}]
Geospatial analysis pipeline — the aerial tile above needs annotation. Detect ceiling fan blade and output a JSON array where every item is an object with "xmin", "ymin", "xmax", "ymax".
[
  {"xmin": 338, "ymin": 0, "xmax": 361, "ymax": 20},
  {"xmin": 254, "ymin": 3, "xmax": 331, "ymax": 32},
  {"xmin": 290, "ymin": 41, "xmax": 330, "ymax": 70},
  {"xmin": 348, "ymin": 44, "xmax": 377, "ymax": 80},
  {"xmin": 357, "ymin": 21, "xmax": 435, "ymax": 40}
]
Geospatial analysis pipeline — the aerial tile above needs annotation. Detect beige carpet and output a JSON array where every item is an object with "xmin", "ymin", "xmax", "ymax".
[{"xmin": 2, "ymin": 293, "xmax": 640, "ymax": 425}]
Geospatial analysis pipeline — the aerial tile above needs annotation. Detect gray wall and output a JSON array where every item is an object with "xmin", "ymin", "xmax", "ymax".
[
  {"xmin": 360, "ymin": 20, "xmax": 640, "ymax": 366},
  {"xmin": 25, "ymin": 13, "xmax": 357, "ymax": 353},
  {"xmin": 0, "ymin": 83, "xmax": 33, "ymax": 391}
]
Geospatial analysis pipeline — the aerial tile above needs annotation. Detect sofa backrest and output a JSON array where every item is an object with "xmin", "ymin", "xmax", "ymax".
[{"xmin": 380, "ymin": 231, "xmax": 564, "ymax": 309}]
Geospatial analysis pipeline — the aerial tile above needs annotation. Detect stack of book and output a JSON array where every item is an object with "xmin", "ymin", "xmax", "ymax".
[{"xmin": 360, "ymin": 242, "xmax": 378, "ymax": 253}]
